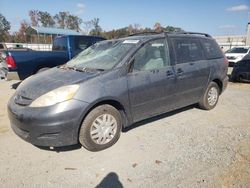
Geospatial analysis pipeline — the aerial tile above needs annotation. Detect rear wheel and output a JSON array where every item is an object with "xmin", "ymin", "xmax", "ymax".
[
  {"xmin": 79, "ymin": 105, "xmax": 122, "ymax": 151},
  {"xmin": 199, "ymin": 82, "xmax": 219, "ymax": 110}
]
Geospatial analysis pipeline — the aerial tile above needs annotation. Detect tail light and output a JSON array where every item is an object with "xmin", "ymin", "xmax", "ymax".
[{"xmin": 6, "ymin": 55, "xmax": 16, "ymax": 69}]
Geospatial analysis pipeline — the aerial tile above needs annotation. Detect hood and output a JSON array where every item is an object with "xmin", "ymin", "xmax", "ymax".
[
  {"xmin": 15, "ymin": 67, "xmax": 99, "ymax": 100},
  {"xmin": 225, "ymin": 53, "xmax": 247, "ymax": 60}
]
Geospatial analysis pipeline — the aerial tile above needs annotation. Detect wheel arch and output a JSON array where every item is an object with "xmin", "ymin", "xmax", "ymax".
[
  {"xmin": 78, "ymin": 98, "xmax": 130, "ymax": 136},
  {"xmin": 212, "ymin": 78, "xmax": 223, "ymax": 94}
]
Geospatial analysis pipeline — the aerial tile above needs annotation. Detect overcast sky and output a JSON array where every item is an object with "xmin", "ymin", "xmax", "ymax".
[{"xmin": 0, "ymin": 0, "xmax": 250, "ymax": 36}]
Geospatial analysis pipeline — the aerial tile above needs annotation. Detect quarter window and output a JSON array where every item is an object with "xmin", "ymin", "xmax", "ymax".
[
  {"xmin": 202, "ymin": 39, "xmax": 224, "ymax": 59},
  {"xmin": 132, "ymin": 39, "xmax": 169, "ymax": 71},
  {"xmin": 172, "ymin": 38, "xmax": 204, "ymax": 64}
]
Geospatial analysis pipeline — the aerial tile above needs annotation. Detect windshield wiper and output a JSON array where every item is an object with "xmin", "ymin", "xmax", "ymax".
[{"xmin": 60, "ymin": 65, "xmax": 104, "ymax": 72}]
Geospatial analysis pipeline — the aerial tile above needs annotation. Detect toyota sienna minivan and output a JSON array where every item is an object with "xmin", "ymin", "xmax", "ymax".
[{"xmin": 8, "ymin": 32, "xmax": 228, "ymax": 151}]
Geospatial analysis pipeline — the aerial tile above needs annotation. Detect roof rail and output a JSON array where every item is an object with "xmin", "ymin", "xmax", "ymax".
[
  {"xmin": 168, "ymin": 32, "xmax": 211, "ymax": 37},
  {"xmin": 129, "ymin": 31, "xmax": 162, "ymax": 36},
  {"xmin": 128, "ymin": 31, "xmax": 212, "ymax": 38}
]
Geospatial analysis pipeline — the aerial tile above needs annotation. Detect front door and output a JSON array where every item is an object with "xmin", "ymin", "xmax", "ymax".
[{"xmin": 127, "ymin": 39, "xmax": 176, "ymax": 122}]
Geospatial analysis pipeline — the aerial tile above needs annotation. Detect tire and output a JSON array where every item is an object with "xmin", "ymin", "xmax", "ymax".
[
  {"xmin": 238, "ymin": 75, "xmax": 244, "ymax": 82},
  {"xmin": 37, "ymin": 67, "xmax": 49, "ymax": 74},
  {"xmin": 79, "ymin": 105, "xmax": 122, "ymax": 151},
  {"xmin": 199, "ymin": 82, "xmax": 220, "ymax": 110}
]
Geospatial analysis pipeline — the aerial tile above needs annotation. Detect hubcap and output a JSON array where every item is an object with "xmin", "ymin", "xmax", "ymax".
[
  {"xmin": 207, "ymin": 87, "xmax": 218, "ymax": 106},
  {"xmin": 90, "ymin": 114, "xmax": 118, "ymax": 145}
]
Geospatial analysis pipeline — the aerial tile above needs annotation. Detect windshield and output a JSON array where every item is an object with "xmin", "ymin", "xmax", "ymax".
[
  {"xmin": 226, "ymin": 47, "xmax": 249, "ymax": 53},
  {"xmin": 66, "ymin": 39, "xmax": 139, "ymax": 70}
]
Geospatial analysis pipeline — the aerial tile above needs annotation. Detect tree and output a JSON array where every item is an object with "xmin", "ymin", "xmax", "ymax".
[
  {"xmin": 154, "ymin": 22, "xmax": 163, "ymax": 32},
  {"xmin": 66, "ymin": 14, "xmax": 82, "ymax": 31},
  {"xmin": 29, "ymin": 10, "xmax": 39, "ymax": 26},
  {"xmin": 90, "ymin": 18, "xmax": 102, "ymax": 36},
  {"xmin": 54, "ymin": 12, "xmax": 82, "ymax": 31},
  {"xmin": 54, "ymin": 12, "xmax": 69, "ymax": 29},
  {"xmin": 11, "ymin": 20, "xmax": 29, "ymax": 43},
  {"xmin": 38, "ymin": 11, "xmax": 55, "ymax": 27},
  {"xmin": 0, "ymin": 13, "xmax": 11, "ymax": 42},
  {"xmin": 82, "ymin": 21, "xmax": 93, "ymax": 34},
  {"xmin": 164, "ymin": 26, "xmax": 183, "ymax": 32}
]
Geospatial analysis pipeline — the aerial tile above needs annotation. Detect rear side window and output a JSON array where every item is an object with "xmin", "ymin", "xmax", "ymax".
[
  {"xmin": 0, "ymin": 44, "xmax": 4, "ymax": 49},
  {"xmin": 52, "ymin": 37, "xmax": 67, "ymax": 51},
  {"xmin": 202, "ymin": 38, "xmax": 223, "ymax": 59},
  {"xmin": 171, "ymin": 38, "xmax": 204, "ymax": 64},
  {"xmin": 75, "ymin": 37, "xmax": 93, "ymax": 50}
]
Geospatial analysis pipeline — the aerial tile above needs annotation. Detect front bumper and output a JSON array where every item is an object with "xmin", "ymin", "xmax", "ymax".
[{"xmin": 8, "ymin": 98, "xmax": 89, "ymax": 147}]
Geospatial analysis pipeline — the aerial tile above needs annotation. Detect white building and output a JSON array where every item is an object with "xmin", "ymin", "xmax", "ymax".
[{"xmin": 213, "ymin": 23, "xmax": 250, "ymax": 51}]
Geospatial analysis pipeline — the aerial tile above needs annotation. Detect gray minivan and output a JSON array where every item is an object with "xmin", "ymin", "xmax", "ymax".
[{"xmin": 8, "ymin": 32, "xmax": 228, "ymax": 151}]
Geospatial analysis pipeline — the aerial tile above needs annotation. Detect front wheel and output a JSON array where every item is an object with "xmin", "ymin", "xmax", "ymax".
[
  {"xmin": 79, "ymin": 105, "xmax": 122, "ymax": 151},
  {"xmin": 199, "ymin": 82, "xmax": 220, "ymax": 110}
]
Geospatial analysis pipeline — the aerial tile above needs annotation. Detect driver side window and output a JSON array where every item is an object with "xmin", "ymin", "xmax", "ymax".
[{"xmin": 132, "ymin": 39, "xmax": 169, "ymax": 71}]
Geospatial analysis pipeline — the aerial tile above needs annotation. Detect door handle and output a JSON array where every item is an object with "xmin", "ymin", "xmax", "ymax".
[
  {"xmin": 177, "ymin": 68, "xmax": 183, "ymax": 74},
  {"xmin": 166, "ymin": 70, "xmax": 174, "ymax": 77}
]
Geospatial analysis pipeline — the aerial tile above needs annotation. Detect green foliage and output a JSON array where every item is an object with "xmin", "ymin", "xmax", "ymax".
[
  {"xmin": 0, "ymin": 13, "xmax": 11, "ymax": 42},
  {"xmin": 54, "ymin": 12, "xmax": 68, "ymax": 29},
  {"xmin": 99, "ymin": 23, "xmax": 184, "ymax": 39},
  {"xmin": 38, "ymin": 11, "xmax": 55, "ymax": 27}
]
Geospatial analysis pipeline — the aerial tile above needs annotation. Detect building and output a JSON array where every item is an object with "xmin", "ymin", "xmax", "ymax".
[{"xmin": 213, "ymin": 23, "xmax": 250, "ymax": 51}]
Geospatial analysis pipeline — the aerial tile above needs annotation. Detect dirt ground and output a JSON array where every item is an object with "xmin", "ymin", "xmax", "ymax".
[{"xmin": 0, "ymin": 80, "xmax": 249, "ymax": 188}]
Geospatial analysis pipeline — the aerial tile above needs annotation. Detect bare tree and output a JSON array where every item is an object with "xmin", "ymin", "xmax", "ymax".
[
  {"xmin": 29, "ymin": 10, "xmax": 39, "ymax": 26},
  {"xmin": 82, "ymin": 21, "xmax": 93, "ymax": 34}
]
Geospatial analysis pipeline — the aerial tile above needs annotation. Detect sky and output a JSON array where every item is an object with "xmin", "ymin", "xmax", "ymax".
[{"xmin": 0, "ymin": 0, "xmax": 250, "ymax": 36}]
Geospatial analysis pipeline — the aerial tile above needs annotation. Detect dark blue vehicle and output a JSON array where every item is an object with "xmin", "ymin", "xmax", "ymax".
[
  {"xmin": 231, "ymin": 54, "xmax": 250, "ymax": 82},
  {"xmin": 8, "ymin": 32, "xmax": 228, "ymax": 151},
  {"xmin": 5, "ymin": 35, "xmax": 105, "ymax": 80}
]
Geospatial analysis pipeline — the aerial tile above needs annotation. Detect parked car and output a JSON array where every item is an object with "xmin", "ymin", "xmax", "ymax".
[
  {"xmin": 0, "ymin": 57, "xmax": 8, "ymax": 79},
  {"xmin": 8, "ymin": 32, "xmax": 228, "ymax": 151},
  {"xmin": 0, "ymin": 47, "xmax": 8, "ymax": 79},
  {"xmin": 225, "ymin": 46, "xmax": 250, "ymax": 67},
  {"xmin": 231, "ymin": 54, "xmax": 250, "ymax": 82},
  {"xmin": 4, "ymin": 35, "xmax": 105, "ymax": 80}
]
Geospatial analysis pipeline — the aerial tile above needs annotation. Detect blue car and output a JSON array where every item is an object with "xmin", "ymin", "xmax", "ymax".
[{"xmin": 8, "ymin": 32, "xmax": 228, "ymax": 151}]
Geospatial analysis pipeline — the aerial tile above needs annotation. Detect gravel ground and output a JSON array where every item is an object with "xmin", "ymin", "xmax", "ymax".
[{"xmin": 0, "ymin": 80, "xmax": 249, "ymax": 188}]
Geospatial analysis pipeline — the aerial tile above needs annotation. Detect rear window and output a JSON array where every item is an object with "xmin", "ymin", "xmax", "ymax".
[
  {"xmin": 52, "ymin": 37, "xmax": 67, "ymax": 51},
  {"xmin": 171, "ymin": 37, "xmax": 204, "ymax": 64},
  {"xmin": 202, "ymin": 38, "xmax": 223, "ymax": 59},
  {"xmin": 74, "ymin": 37, "xmax": 93, "ymax": 50}
]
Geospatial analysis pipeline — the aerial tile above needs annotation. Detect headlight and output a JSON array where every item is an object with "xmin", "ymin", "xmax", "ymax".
[
  {"xmin": 30, "ymin": 85, "xmax": 79, "ymax": 107},
  {"xmin": 236, "ymin": 55, "xmax": 244, "ymax": 59}
]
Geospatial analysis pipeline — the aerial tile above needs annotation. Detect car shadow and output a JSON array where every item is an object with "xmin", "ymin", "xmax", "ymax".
[
  {"xmin": 11, "ymin": 81, "xmax": 22, "ymax": 89},
  {"xmin": 36, "ymin": 144, "xmax": 82, "ymax": 153},
  {"xmin": 123, "ymin": 104, "xmax": 196, "ymax": 133},
  {"xmin": 35, "ymin": 105, "xmax": 196, "ymax": 152}
]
